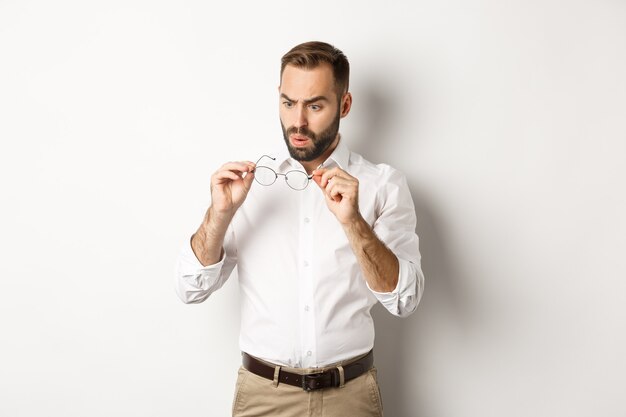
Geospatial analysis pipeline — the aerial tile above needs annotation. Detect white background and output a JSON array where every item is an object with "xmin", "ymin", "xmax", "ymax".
[{"xmin": 1, "ymin": 1, "xmax": 625, "ymax": 416}]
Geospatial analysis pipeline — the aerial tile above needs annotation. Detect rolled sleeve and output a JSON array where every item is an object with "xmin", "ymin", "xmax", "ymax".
[
  {"xmin": 174, "ymin": 229, "xmax": 237, "ymax": 304},
  {"xmin": 367, "ymin": 257, "xmax": 424, "ymax": 317},
  {"xmin": 369, "ymin": 167, "xmax": 425, "ymax": 317}
]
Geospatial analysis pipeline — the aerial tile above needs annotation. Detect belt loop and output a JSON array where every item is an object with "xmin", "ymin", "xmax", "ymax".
[
  {"xmin": 337, "ymin": 365, "xmax": 345, "ymax": 388},
  {"xmin": 272, "ymin": 365, "xmax": 281, "ymax": 388}
]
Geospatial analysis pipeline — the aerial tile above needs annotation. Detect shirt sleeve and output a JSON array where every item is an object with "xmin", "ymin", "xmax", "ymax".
[
  {"xmin": 174, "ymin": 225, "xmax": 238, "ymax": 304},
  {"xmin": 368, "ymin": 167, "xmax": 425, "ymax": 317}
]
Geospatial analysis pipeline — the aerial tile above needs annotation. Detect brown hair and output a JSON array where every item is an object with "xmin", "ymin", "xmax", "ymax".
[{"xmin": 280, "ymin": 41, "xmax": 350, "ymax": 97}]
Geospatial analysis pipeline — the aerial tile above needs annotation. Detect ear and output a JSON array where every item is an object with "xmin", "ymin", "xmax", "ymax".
[{"xmin": 340, "ymin": 92, "xmax": 352, "ymax": 118}]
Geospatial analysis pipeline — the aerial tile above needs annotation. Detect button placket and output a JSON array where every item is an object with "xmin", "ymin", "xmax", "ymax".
[{"xmin": 299, "ymin": 186, "xmax": 316, "ymax": 367}]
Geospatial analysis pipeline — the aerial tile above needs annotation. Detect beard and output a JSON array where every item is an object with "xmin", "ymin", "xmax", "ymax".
[{"xmin": 281, "ymin": 109, "xmax": 341, "ymax": 162}]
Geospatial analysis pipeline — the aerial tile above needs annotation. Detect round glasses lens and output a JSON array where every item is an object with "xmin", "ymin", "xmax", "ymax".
[
  {"xmin": 254, "ymin": 166, "xmax": 277, "ymax": 186},
  {"xmin": 285, "ymin": 171, "xmax": 310, "ymax": 190}
]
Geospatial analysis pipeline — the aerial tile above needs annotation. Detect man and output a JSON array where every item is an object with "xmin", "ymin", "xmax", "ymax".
[{"xmin": 175, "ymin": 41, "xmax": 424, "ymax": 417}]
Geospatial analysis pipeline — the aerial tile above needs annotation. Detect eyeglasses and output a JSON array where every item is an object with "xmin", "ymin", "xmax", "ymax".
[{"xmin": 253, "ymin": 155, "xmax": 313, "ymax": 191}]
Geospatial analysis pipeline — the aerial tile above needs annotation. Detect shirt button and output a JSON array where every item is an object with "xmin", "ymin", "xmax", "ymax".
[
  {"xmin": 303, "ymin": 261, "xmax": 309, "ymax": 267},
  {"xmin": 307, "ymin": 351, "xmax": 312, "ymax": 356},
  {"xmin": 304, "ymin": 217, "xmax": 310, "ymax": 223},
  {"xmin": 304, "ymin": 305, "xmax": 310, "ymax": 312}
]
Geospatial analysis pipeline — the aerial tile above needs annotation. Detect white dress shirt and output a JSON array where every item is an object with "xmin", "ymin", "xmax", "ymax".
[{"xmin": 175, "ymin": 138, "xmax": 424, "ymax": 368}]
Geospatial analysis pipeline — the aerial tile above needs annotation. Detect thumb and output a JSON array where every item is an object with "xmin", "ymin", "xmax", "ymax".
[
  {"xmin": 312, "ymin": 173, "xmax": 323, "ymax": 188},
  {"xmin": 243, "ymin": 169, "xmax": 255, "ymax": 189}
]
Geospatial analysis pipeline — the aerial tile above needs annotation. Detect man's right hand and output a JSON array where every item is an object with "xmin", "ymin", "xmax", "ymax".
[
  {"xmin": 191, "ymin": 161, "xmax": 256, "ymax": 266},
  {"xmin": 210, "ymin": 161, "xmax": 256, "ymax": 218}
]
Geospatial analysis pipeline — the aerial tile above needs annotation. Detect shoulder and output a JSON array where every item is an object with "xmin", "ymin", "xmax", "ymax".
[
  {"xmin": 348, "ymin": 151, "xmax": 408, "ymax": 188},
  {"xmin": 347, "ymin": 151, "xmax": 412, "ymax": 218}
]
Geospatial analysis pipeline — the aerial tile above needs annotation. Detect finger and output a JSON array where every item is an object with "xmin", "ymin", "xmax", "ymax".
[
  {"xmin": 319, "ymin": 179, "xmax": 340, "ymax": 202},
  {"xmin": 323, "ymin": 176, "xmax": 352, "ymax": 192},
  {"xmin": 243, "ymin": 170, "xmax": 255, "ymax": 189},
  {"xmin": 212, "ymin": 171, "xmax": 241, "ymax": 184},
  {"xmin": 332, "ymin": 170, "xmax": 355, "ymax": 183},
  {"xmin": 320, "ymin": 168, "xmax": 337, "ymax": 187},
  {"xmin": 324, "ymin": 180, "xmax": 342, "ymax": 200},
  {"xmin": 312, "ymin": 167, "xmax": 336, "ymax": 187},
  {"xmin": 312, "ymin": 172, "xmax": 324, "ymax": 188},
  {"xmin": 328, "ymin": 186, "xmax": 342, "ymax": 202},
  {"xmin": 319, "ymin": 168, "xmax": 353, "ymax": 187},
  {"xmin": 321, "ymin": 173, "xmax": 335, "ymax": 188},
  {"xmin": 221, "ymin": 161, "xmax": 255, "ymax": 174},
  {"xmin": 325, "ymin": 180, "xmax": 357, "ymax": 201},
  {"xmin": 214, "ymin": 164, "xmax": 255, "ymax": 185},
  {"xmin": 314, "ymin": 175, "xmax": 337, "ymax": 199},
  {"xmin": 312, "ymin": 167, "xmax": 328, "ymax": 177}
]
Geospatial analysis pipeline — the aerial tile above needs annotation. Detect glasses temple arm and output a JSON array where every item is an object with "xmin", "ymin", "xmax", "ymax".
[{"xmin": 255, "ymin": 154, "xmax": 276, "ymax": 166}]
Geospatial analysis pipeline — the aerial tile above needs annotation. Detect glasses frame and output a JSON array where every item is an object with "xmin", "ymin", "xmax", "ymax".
[{"xmin": 253, "ymin": 155, "xmax": 314, "ymax": 191}]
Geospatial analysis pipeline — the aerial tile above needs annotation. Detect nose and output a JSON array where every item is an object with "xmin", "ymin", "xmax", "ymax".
[{"xmin": 294, "ymin": 106, "xmax": 308, "ymax": 129}]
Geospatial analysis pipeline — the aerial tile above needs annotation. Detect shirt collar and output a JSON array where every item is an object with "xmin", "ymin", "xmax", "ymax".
[{"xmin": 271, "ymin": 135, "xmax": 350, "ymax": 171}]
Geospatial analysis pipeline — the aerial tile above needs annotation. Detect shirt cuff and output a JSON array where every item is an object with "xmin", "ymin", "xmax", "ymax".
[
  {"xmin": 366, "ymin": 257, "xmax": 417, "ymax": 315},
  {"xmin": 177, "ymin": 237, "xmax": 227, "ymax": 290}
]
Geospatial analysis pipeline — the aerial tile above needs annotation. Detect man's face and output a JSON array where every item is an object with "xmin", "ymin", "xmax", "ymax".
[{"xmin": 279, "ymin": 64, "xmax": 344, "ymax": 162}]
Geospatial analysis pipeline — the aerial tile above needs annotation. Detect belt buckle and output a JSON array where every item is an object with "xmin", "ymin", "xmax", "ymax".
[{"xmin": 301, "ymin": 372, "xmax": 326, "ymax": 391}]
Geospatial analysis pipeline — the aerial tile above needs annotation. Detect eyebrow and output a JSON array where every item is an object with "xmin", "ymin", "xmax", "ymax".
[{"xmin": 281, "ymin": 94, "xmax": 329, "ymax": 105}]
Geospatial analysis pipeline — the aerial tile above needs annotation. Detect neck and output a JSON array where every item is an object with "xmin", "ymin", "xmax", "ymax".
[{"xmin": 301, "ymin": 134, "xmax": 340, "ymax": 174}]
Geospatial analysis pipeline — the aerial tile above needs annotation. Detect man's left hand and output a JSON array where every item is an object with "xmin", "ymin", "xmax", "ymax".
[{"xmin": 312, "ymin": 167, "xmax": 360, "ymax": 225}]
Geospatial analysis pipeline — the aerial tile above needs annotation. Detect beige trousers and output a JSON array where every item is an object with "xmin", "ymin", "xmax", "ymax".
[{"xmin": 232, "ymin": 365, "xmax": 384, "ymax": 417}]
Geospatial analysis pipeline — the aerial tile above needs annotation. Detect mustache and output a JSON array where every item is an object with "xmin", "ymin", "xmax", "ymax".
[{"xmin": 286, "ymin": 126, "xmax": 317, "ymax": 140}]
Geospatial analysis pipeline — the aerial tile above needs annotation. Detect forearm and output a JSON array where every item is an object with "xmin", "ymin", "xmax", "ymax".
[
  {"xmin": 343, "ymin": 215, "xmax": 399, "ymax": 293},
  {"xmin": 191, "ymin": 206, "xmax": 233, "ymax": 266}
]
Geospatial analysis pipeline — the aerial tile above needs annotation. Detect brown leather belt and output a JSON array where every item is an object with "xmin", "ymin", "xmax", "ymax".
[{"xmin": 242, "ymin": 350, "xmax": 374, "ymax": 391}]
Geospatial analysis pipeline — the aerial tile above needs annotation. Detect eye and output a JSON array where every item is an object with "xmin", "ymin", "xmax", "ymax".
[
  {"xmin": 282, "ymin": 101, "xmax": 294, "ymax": 108},
  {"xmin": 309, "ymin": 104, "xmax": 321, "ymax": 111}
]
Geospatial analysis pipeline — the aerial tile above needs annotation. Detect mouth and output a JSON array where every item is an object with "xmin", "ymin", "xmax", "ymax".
[{"xmin": 290, "ymin": 135, "xmax": 311, "ymax": 148}]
